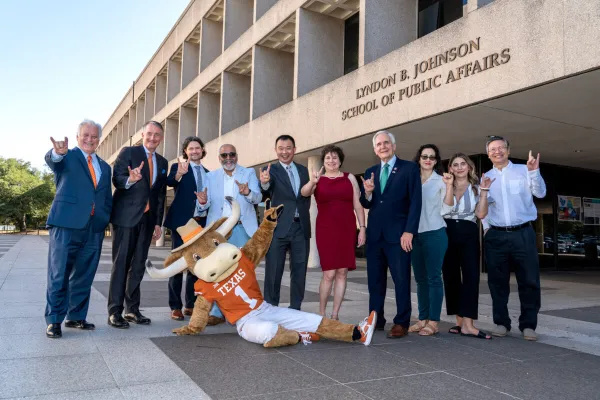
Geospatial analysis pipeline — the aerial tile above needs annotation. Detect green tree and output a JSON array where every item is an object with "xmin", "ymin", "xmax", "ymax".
[{"xmin": 0, "ymin": 158, "xmax": 55, "ymax": 231}]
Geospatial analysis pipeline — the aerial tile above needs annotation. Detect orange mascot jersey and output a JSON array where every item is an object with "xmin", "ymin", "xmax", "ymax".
[{"xmin": 194, "ymin": 253, "xmax": 264, "ymax": 324}]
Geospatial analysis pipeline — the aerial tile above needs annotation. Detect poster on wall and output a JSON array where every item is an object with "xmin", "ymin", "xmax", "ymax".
[
  {"xmin": 558, "ymin": 195, "xmax": 582, "ymax": 222},
  {"xmin": 583, "ymin": 197, "xmax": 600, "ymax": 225}
]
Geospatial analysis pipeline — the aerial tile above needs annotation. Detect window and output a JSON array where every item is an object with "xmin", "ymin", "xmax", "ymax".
[
  {"xmin": 344, "ymin": 13, "xmax": 359, "ymax": 75},
  {"xmin": 418, "ymin": 0, "xmax": 463, "ymax": 38}
]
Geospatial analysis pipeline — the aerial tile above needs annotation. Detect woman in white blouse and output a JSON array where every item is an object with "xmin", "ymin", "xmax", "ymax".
[
  {"xmin": 409, "ymin": 144, "xmax": 453, "ymax": 336},
  {"xmin": 442, "ymin": 153, "xmax": 494, "ymax": 339}
]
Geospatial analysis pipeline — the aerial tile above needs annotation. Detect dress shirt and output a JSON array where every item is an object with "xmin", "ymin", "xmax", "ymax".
[
  {"xmin": 125, "ymin": 145, "xmax": 157, "ymax": 189},
  {"xmin": 221, "ymin": 170, "xmax": 237, "ymax": 218},
  {"xmin": 191, "ymin": 161, "xmax": 208, "ymax": 217},
  {"xmin": 443, "ymin": 185, "xmax": 479, "ymax": 224},
  {"xmin": 418, "ymin": 171, "xmax": 452, "ymax": 233},
  {"xmin": 483, "ymin": 161, "xmax": 546, "ymax": 228},
  {"xmin": 365, "ymin": 155, "xmax": 397, "ymax": 202},
  {"xmin": 51, "ymin": 148, "xmax": 102, "ymax": 182}
]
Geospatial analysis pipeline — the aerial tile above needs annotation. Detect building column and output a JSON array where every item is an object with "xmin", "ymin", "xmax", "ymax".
[{"xmin": 307, "ymin": 155, "xmax": 321, "ymax": 269}]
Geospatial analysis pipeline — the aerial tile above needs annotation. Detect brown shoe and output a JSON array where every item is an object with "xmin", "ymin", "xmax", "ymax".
[
  {"xmin": 183, "ymin": 308, "xmax": 193, "ymax": 316},
  {"xmin": 206, "ymin": 316, "xmax": 226, "ymax": 326},
  {"xmin": 171, "ymin": 309, "xmax": 184, "ymax": 321},
  {"xmin": 387, "ymin": 324, "xmax": 408, "ymax": 339}
]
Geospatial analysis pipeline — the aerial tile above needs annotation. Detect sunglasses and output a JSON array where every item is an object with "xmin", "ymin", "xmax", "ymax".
[
  {"xmin": 420, "ymin": 155, "xmax": 436, "ymax": 161},
  {"xmin": 220, "ymin": 152, "xmax": 237, "ymax": 158}
]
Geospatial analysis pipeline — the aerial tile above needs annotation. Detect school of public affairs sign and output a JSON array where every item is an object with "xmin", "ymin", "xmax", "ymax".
[{"xmin": 341, "ymin": 38, "xmax": 511, "ymax": 120}]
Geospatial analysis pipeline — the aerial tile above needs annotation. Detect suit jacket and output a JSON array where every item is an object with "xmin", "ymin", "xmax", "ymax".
[
  {"xmin": 163, "ymin": 162, "xmax": 209, "ymax": 232},
  {"xmin": 45, "ymin": 147, "xmax": 112, "ymax": 233},
  {"xmin": 111, "ymin": 145, "xmax": 168, "ymax": 228},
  {"xmin": 199, "ymin": 166, "xmax": 262, "ymax": 236},
  {"xmin": 261, "ymin": 162, "xmax": 310, "ymax": 239},
  {"xmin": 359, "ymin": 157, "xmax": 422, "ymax": 243}
]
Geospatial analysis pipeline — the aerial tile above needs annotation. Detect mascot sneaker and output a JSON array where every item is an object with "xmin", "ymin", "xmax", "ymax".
[
  {"xmin": 358, "ymin": 311, "xmax": 377, "ymax": 346},
  {"xmin": 299, "ymin": 332, "xmax": 321, "ymax": 345}
]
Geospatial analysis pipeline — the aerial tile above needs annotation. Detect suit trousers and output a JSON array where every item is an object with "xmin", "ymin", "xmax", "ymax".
[
  {"xmin": 108, "ymin": 213, "xmax": 155, "ymax": 315},
  {"xmin": 484, "ymin": 225, "xmax": 541, "ymax": 331},
  {"xmin": 264, "ymin": 221, "xmax": 309, "ymax": 310},
  {"xmin": 45, "ymin": 221, "xmax": 104, "ymax": 324},
  {"xmin": 168, "ymin": 229, "xmax": 198, "ymax": 310},
  {"xmin": 366, "ymin": 239, "xmax": 412, "ymax": 328},
  {"xmin": 442, "ymin": 220, "xmax": 480, "ymax": 320}
]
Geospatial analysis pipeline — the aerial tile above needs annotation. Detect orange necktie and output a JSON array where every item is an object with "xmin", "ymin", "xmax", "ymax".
[
  {"xmin": 144, "ymin": 153, "xmax": 154, "ymax": 213},
  {"xmin": 87, "ymin": 155, "xmax": 97, "ymax": 215}
]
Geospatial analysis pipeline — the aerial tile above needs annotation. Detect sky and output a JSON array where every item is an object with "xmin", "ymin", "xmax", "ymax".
[{"xmin": 0, "ymin": 0, "xmax": 190, "ymax": 171}]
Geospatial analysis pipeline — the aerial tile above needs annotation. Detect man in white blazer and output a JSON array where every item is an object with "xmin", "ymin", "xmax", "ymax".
[{"xmin": 196, "ymin": 144, "xmax": 262, "ymax": 247}]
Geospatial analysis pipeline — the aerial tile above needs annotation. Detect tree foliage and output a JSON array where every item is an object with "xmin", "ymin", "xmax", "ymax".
[{"xmin": 0, "ymin": 157, "xmax": 55, "ymax": 231}]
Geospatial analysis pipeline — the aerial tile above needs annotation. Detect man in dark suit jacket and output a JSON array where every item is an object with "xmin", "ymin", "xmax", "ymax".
[
  {"xmin": 108, "ymin": 121, "xmax": 168, "ymax": 328},
  {"xmin": 360, "ymin": 130, "xmax": 422, "ymax": 339},
  {"xmin": 44, "ymin": 120, "xmax": 112, "ymax": 338},
  {"xmin": 260, "ymin": 135, "xmax": 311, "ymax": 310},
  {"xmin": 163, "ymin": 136, "xmax": 209, "ymax": 321}
]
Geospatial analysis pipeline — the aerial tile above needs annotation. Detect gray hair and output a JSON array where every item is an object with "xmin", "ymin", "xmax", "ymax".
[
  {"xmin": 485, "ymin": 135, "xmax": 510, "ymax": 153},
  {"xmin": 77, "ymin": 119, "xmax": 102, "ymax": 138},
  {"xmin": 372, "ymin": 130, "xmax": 396, "ymax": 148},
  {"xmin": 143, "ymin": 120, "xmax": 164, "ymax": 132}
]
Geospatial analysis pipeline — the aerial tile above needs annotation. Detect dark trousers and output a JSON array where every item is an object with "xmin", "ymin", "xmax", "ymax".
[
  {"xmin": 484, "ymin": 225, "xmax": 541, "ymax": 331},
  {"xmin": 263, "ymin": 221, "xmax": 309, "ymax": 310},
  {"xmin": 442, "ymin": 220, "xmax": 480, "ymax": 320},
  {"xmin": 168, "ymin": 229, "xmax": 198, "ymax": 310},
  {"xmin": 366, "ymin": 239, "xmax": 412, "ymax": 328},
  {"xmin": 45, "ymin": 222, "xmax": 104, "ymax": 324},
  {"xmin": 108, "ymin": 213, "xmax": 154, "ymax": 316}
]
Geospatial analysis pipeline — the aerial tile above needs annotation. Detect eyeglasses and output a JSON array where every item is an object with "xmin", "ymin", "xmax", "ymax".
[
  {"xmin": 219, "ymin": 152, "xmax": 237, "ymax": 159},
  {"xmin": 488, "ymin": 146, "xmax": 507, "ymax": 154},
  {"xmin": 420, "ymin": 155, "xmax": 436, "ymax": 161}
]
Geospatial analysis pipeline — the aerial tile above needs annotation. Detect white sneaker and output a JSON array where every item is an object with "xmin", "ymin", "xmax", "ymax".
[
  {"xmin": 491, "ymin": 324, "xmax": 508, "ymax": 337},
  {"xmin": 522, "ymin": 328, "xmax": 537, "ymax": 341},
  {"xmin": 358, "ymin": 311, "xmax": 377, "ymax": 346}
]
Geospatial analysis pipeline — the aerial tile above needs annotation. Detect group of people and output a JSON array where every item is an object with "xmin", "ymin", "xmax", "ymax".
[{"xmin": 44, "ymin": 119, "xmax": 546, "ymax": 344}]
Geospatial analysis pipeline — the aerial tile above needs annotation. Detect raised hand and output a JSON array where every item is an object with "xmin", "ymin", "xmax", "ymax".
[
  {"xmin": 50, "ymin": 136, "xmax": 69, "ymax": 155},
  {"xmin": 480, "ymin": 173, "xmax": 496, "ymax": 190},
  {"xmin": 361, "ymin": 172, "xmax": 376, "ymax": 195},
  {"xmin": 260, "ymin": 163, "xmax": 271, "ymax": 185},
  {"xmin": 176, "ymin": 157, "xmax": 189, "ymax": 177},
  {"xmin": 195, "ymin": 187, "xmax": 208, "ymax": 205},
  {"xmin": 311, "ymin": 166, "xmax": 325, "ymax": 184},
  {"xmin": 442, "ymin": 172, "xmax": 454, "ymax": 186},
  {"xmin": 128, "ymin": 161, "xmax": 144, "ymax": 183},
  {"xmin": 527, "ymin": 150, "xmax": 540, "ymax": 171},
  {"xmin": 235, "ymin": 180, "xmax": 250, "ymax": 196}
]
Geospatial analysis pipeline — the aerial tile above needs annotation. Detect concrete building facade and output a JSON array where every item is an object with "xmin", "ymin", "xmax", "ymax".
[{"xmin": 98, "ymin": 0, "xmax": 600, "ymax": 270}]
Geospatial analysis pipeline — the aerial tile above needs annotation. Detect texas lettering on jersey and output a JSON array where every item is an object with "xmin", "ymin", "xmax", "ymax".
[{"xmin": 194, "ymin": 253, "xmax": 264, "ymax": 323}]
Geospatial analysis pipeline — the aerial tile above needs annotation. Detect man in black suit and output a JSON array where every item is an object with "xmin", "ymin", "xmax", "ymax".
[
  {"xmin": 260, "ymin": 135, "xmax": 311, "ymax": 310},
  {"xmin": 163, "ymin": 136, "xmax": 210, "ymax": 321},
  {"xmin": 107, "ymin": 120, "xmax": 168, "ymax": 328}
]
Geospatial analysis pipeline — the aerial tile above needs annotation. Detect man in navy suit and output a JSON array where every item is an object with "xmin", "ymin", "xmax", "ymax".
[
  {"xmin": 108, "ymin": 121, "xmax": 168, "ymax": 328},
  {"xmin": 163, "ymin": 136, "xmax": 210, "ymax": 321},
  {"xmin": 360, "ymin": 130, "xmax": 421, "ymax": 338},
  {"xmin": 44, "ymin": 120, "xmax": 112, "ymax": 338}
]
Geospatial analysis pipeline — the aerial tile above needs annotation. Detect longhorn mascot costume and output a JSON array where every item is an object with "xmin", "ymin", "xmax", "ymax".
[{"xmin": 146, "ymin": 198, "xmax": 377, "ymax": 348}]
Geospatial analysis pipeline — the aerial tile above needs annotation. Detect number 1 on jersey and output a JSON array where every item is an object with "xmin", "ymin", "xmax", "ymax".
[{"xmin": 235, "ymin": 286, "xmax": 258, "ymax": 309}]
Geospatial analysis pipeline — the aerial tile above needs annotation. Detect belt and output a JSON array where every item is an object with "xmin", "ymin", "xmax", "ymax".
[
  {"xmin": 236, "ymin": 221, "xmax": 243, "ymax": 225},
  {"xmin": 490, "ymin": 222, "xmax": 530, "ymax": 232},
  {"xmin": 293, "ymin": 216, "xmax": 300, "ymax": 222}
]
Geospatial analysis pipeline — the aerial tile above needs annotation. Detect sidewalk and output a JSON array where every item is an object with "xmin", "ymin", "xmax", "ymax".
[{"xmin": 0, "ymin": 235, "xmax": 599, "ymax": 399}]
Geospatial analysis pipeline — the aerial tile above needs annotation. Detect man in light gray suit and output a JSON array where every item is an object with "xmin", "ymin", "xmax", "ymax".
[
  {"xmin": 196, "ymin": 144, "xmax": 262, "ymax": 247},
  {"xmin": 260, "ymin": 135, "xmax": 311, "ymax": 310}
]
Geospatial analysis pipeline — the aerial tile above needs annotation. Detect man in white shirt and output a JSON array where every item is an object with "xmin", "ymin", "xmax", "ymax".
[
  {"xmin": 196, "ymin": 144, "xmax": 262, "ymax": 247},
  {"xmin": 483, "ymin": 136, "xmax": 546, "ymax": 341}
]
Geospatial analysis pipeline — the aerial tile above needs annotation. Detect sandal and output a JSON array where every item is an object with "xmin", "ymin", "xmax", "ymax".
[
  {"xmin": 330, "ymin": 314, "xmax": 339, "ymax": 321},
  {"xmin": 418, "ymin": 323, "xmax": 439, "ymax": 336},
  {"xmin": 449, "ymin": 325, "xmax": 462, "ymax": 335},
  {"xmin": 408, "ymin": 320, "xmax": 429, "ymax": 333},
  {"xmin": 461, "ymin": 330, "xmax": 492, "ymax": 340}
]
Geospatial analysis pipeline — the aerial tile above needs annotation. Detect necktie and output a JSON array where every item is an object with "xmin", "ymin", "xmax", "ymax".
[
  {"xmin": 380, "ymin": 163, "xmax": 390, "ymax": 193},
  {"xmin": 87, "ymin": 155, "xmax": 97, "ymax": 216},
  {"xmin": 144, "ymin": 152, "xmax": 154, "ymax": 213},
  {"xmin": 287, "ymin": 165, "xmax": 299, "ymax": 217},
  {"xmin": 194, "ymin": 165, "xmax": 206, "ymax": 217}
]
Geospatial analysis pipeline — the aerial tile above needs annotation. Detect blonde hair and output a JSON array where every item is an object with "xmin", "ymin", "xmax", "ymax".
[{"xmin": 448, "ymin": 153, "xmax": 479, "ymax": 196}]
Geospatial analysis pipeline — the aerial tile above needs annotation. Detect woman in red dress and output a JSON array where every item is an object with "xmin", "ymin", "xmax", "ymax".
[{"xmin": 301, "ymin": 145, "xmax": 366, "ymax": 320}]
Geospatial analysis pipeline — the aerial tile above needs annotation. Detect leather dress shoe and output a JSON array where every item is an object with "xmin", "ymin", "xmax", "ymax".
[
  {"xmin": 46, "ymin": 323, "xmax": 62, "ymax": 338},
  {"xmin": 124, "ymin": 311, "xmax": 151, "ymax": 325},
  {"xmin": 387, "ymin": 324, "xmax": 409, "ymax": 338},
  {"xmin": 108, "ymin": 314, "xmax": 130, "ymax": 329},
  {"xmin": 171, "ymin": 309, "xmax": 184, "ymax": 321},
  {"xmin": 65, "ymin": 320, "xmax": 95, "ymax": 330},
  {"xmin": 183, "ymin": 307, "xmax": 193, "ymax": 316}
]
